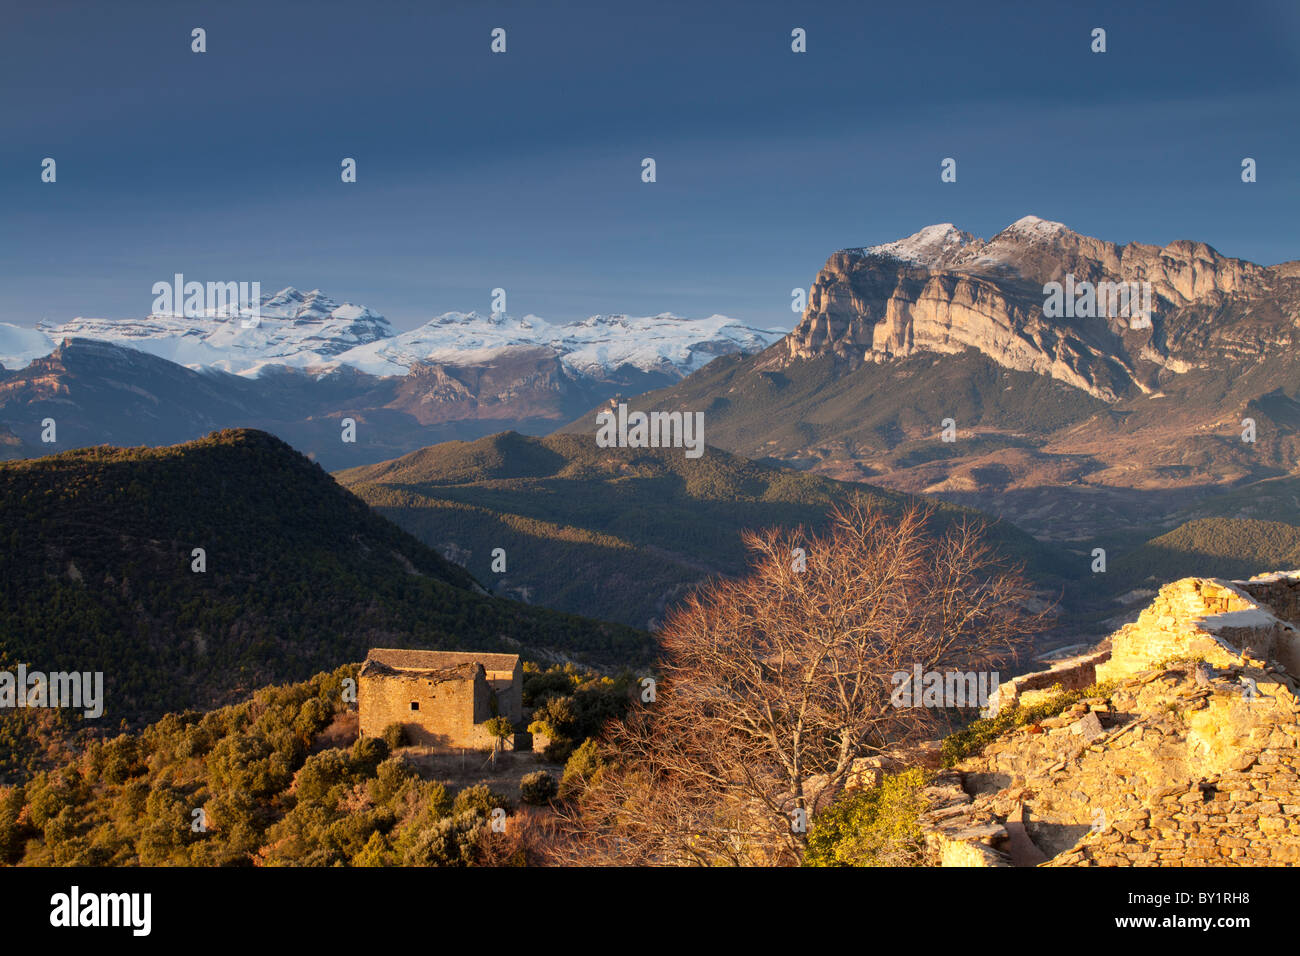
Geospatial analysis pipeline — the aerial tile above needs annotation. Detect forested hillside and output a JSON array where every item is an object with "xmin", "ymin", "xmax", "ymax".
[
  {"xmin": 337, "ymin": 431, "xmax": 1063, "ymax": 628},
  {"xmin": 0, "ymin": 429, "xmax": 649, "ymax": 777}
]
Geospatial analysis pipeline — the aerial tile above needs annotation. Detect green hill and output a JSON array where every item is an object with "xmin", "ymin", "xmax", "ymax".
[
  {"xmin": 0, "ymin": 429, "xmax": 649, "ymax": 773},
  {"xmin": 1112, "ymin": 517, "xmax": 1300, "ymax": 585},
  {"xmin": 335, "ymin": 431, "xmax": 1065, "ymax": 629},
  {"xmin": 1172, "ymin": 473, "xmax": 1300, "ymax": 526}
]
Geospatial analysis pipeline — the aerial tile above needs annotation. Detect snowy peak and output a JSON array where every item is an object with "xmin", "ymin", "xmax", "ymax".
[
  {"xmin": 861, "ymin": 217, "xmax": 1085, "ymax": 272},
  {"xmin": 155, "ymin": 285, "xmax": 391, "ymax": 332},
  {"xmin": 335, "ymin": 310, "xmax": 784, "ymax": 380},
  {"xmin": 35, "ymin": 286, "xmax": 394, "ymax": 376},
  {"xmin": 854, "ymin": 215, "xmax": 1160, "ymax": 284},
  {"xmin": 259, "ymin": 286, "xmax": 339, "ymax": 319},
  {"xmin": 2, "ymin": 291, "xmax": 781, "ymax": 382},
  {"xmin": 863, "ymin": 223, "xmax": 975, "ymax": 267},
  {"xmin": 995, "ymin": 215, "xmax": 1073, "ymax": 240}
]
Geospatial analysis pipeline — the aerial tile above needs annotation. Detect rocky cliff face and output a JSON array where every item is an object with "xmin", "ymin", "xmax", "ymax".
[
  {"xmin": 775, "ymin": 216, "xmax": 1300, "ymax": 402},
  {"xmin": 603, "ymin": 216, "xmax": 1300, "ymax": 539}
]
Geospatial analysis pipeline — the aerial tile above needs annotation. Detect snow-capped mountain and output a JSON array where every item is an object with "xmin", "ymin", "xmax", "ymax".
[
  {"xmin": 859, "ymin": 216, "xmax": 1084, "ymax": 273},
  {"xmin": 335, "ymin": 310, "xmax": 783, "ymax": 380},
  {"xmin": 3, "ymin": 287, "xmax": 781, "ymax": 381},
  {"xmin": 26, "ymin": 288, "xmax": 392, "ymax": 376}
]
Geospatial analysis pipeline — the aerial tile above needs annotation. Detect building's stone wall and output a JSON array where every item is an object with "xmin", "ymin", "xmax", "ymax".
[
  {"xmin": 358, "ymin": 659, "xmax": 503, "ymax": 750},
  {"xmin": 1097, "ymin": 577, "xmax": 1300, "ymax": 683},
  {"xmin": 910, "ymin": 571, "xmax": 1300, "ymax": 867},
  {"xmin": 484, "ymin": 660, "xmax": 523, "ymax": 724},
  {"xmin": 1050, "ymin": 742, "xmax": 1300, "ymax": 866},
  {"xmin": 1240, "ymin": 571, "xmax": 1300, "ymax": 628},
  {"xmin": 919, "ymin": 770, "xmax": 1010, "ymax": 867},
  {"xmin": 357, "ymin": 648, "xmax": 525, "ymax": 751},
  {"xmin": 996, "ymin": 646, "xmax": 1111, "ymax": 711}
]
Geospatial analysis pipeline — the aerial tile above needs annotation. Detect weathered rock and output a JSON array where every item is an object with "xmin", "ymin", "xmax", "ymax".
[{"xmin": 918, "ymin": 572, "xmax": 1300, "ymax": 867}]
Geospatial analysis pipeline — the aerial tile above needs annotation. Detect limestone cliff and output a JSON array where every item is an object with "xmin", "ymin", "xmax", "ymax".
[{"xmin": 773, "ymin": 216, "xmax": 1300, "ymax": 402}]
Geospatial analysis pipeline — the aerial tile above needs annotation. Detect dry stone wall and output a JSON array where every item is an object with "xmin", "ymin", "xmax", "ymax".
[
  {"xmin": 358, "ymin": 661, "xmax": 500, "ymax": 750},
  {"xmin": 913, "ymin": 572, "xmax": 1300, "ymax": 867}
]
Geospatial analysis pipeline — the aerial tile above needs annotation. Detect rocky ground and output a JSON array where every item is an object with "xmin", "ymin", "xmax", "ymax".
[{"xmin": 902, "ymin": 572, "xmax": 1300, "ymax": 866}]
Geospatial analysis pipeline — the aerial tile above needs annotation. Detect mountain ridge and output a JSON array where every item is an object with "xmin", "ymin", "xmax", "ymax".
[
  {"xmin": 584, "ymin": 217, "xmax": 1300, "ymax": 541},
  {"xmin": 2, "ymin": 286, "xmax": 783, "ymax": 383}
]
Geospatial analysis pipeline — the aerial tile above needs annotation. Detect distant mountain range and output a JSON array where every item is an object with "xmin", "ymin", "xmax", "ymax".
[
  {"xmin": 0, "ymin": 289, "xmax": 783, "ymax": 467},
  {"xmin": 6, "ymin": 217, "xmax": 1300, "ymax": 559},
  {"xmin": 1, "ymin": 286, "xmax": 782, "ymax": 381},
  {"xmin": 573, "ymin": 217, "xmax": 1300, "ymax": 542}
]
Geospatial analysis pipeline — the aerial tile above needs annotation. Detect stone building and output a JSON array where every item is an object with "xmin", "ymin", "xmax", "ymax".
[{"xmin": 358, "ymin": 648, "xmax": 523, "ymax": 750}]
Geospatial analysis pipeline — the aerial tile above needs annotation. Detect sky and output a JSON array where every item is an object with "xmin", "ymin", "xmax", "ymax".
[{"xmin": 2, "ymin": 0, "xmax": 1298, "ymax": 332}]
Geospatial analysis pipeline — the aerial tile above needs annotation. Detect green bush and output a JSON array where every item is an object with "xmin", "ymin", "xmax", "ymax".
[
  {"xmin": 484, "ymin": 716, "xmax": 514, "ymax": 741},
  {"xmin": 452, "ymin": 783, "xmax": 512, "ymax": 817},
  {"xmin": 803, "ymin": 768, "xmax": 929, "ymax": 867},
  {"xmin": 939, "ymin": 680, "xmax": 1118, "ymax": 767},
  {"xmin": 559, "ymin": 738, "xmax": 605, "ymax": 799},
  {"xmin": 293, "ymin": 749, "xmax": 353, "ymax": 805},
  {"xmin": 381, "ymin": 723, "xmax": 408, "ymax": 751},
  {"xmin": 354, "ymin": 830, "xmax": 393, "ymax": 867},
  {"xmin": 0, "ymin": 786, "xmax": 27, "ymax": 863},
  {"xmin": 519, "ymin": 770, "xmax": 558, "ymax": 805},
  {"xmin": 400, "ymin": 810, "xmax": 483, "ymax": 867},
  {"xmin": 369, "ymin": 755, "xmax": 419, "ymax": 806},
  {"xmin": 350, "ymin": 736, "xmax": 389, "ymax": 776}
]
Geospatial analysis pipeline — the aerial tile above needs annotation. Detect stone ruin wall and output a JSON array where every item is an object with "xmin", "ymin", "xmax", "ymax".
[
  {"xmin": 1050, "ymin": 744, "xmax": 1300, "ymax": 866},
  {"xmin": 358, "ymin": 665, "xmax": 501, "ymax": 750},
  {"xmin": 920, "ymin": 571, "xmax": 1300, "ymax": 867},
  {"xmin": 484, "ymin": 664, "xmax": 524, "ymax": 725},
  {"xmin": 1096, "ymin": 574, "xmax": 1300, "ymax": 682}
]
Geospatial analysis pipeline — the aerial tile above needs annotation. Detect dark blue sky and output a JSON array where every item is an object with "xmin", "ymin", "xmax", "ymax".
[{"xmin": 2, "ymin": 0, "xmax": 1298, "ymax": 331}]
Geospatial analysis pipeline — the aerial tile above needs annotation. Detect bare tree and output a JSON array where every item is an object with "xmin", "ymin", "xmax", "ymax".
[{"xmin": 552, "ymin": 499, "xmax": 1049, "ymax": 866}]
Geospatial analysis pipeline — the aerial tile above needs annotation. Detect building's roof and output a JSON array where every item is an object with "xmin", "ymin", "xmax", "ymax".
[
  {"xmin": 359, "ymin": 658, "xmax": 481, "ymax": 683},
  {"xmin": 364, "ymin": 648, "xmax": 520, "ymax": 674}
]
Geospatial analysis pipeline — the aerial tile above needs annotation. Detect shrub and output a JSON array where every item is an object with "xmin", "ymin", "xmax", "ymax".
[
  {"xmin": 484, "ymin": 716, "xmax": 514, "ymax": 741},
  {"xmin": 369, "ymin": 755, "xmax": 419, "ymax": 806},
  {"xmin": 400, "ymin": 810, "xmax": 483, "ymax": 867},
  {"xmin": 293, "ymin": 697, "xmax": 331, "ymax": 742},
  {"xmin": 350, "ymin": 736, "xmax": 389, "ymax": 776},
  {"xmin": 100, "ymin": 735, "xmax": 140, "ymax": 785},
  {"xmin": 541, "ymin": 737, "xmax": 574, "ymax": 764},
  {"xmin": 529, "ymin": 696, "xmax": 576, "ymax": 739},
  {"xmin": 519, "ymin": 770, "xmax": 558, "ymax": 805},
  {"xmin": 0, "ymin": 786, "xmax": 26, "ymax": 863},
  {"xmin": 452, "ymin": 783, "xmax": 512, "ymax": 817},
  {"xmin": 354, "ymin": 830, "xmax": 393, "ymax": 867},
  {"xmin": 802, "ymin": 768, "xmax": 929, "ymax": 867},
  {"xmin": 559, "ymin": 738, "xmax": 605, "ymax": 799},
  {"xmin": 381, "ymin": 722, "xmax": 408, "ymax": 750},
  {"xmin": 293, "ymin": 749, "xmax": 353, "ymax": 805}
]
